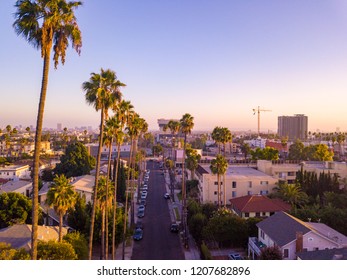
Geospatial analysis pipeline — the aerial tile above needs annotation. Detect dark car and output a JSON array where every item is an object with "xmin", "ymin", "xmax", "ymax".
[
  {"xmin": 228, "ymin": 252, "xmax": 243, "ymax": 260},
  {"xmin": 135, "ymin": 221, "xmax": 143, "ymax": 230},
  {"xmin": 133, "ymin": 228, "xmax": 143, "ymax": 241},
  {"xmin": 170, "ymin": 223, "xmax": 179, "ymax": 233},
  {"xmin": 137, "ymin": 209, "xmax": 145, "ymax": 218}
]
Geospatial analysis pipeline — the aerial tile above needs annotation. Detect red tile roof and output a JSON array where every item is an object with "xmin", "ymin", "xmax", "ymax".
[{"xmin": 230, "ymin": 195, "xmax": 291, "ymax": 213}]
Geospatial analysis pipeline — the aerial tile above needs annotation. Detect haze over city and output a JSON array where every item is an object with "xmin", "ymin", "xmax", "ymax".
[{"xmin": 1, "ymin": 0, "xmax": 347, "ymax": 132}]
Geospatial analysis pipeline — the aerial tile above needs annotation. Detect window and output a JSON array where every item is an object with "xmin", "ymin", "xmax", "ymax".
[
  {"xmin": 283, "ymin": 249, "xmax": 289, "ymax": 258},
  {"xmin": 232, "ymin": 181, "xmax": 237, "ymax": 188},
  {"xmin": 247, "ymin": 181, "xmax": 252, "ymax": 188},
  {"xmin": 288, "ymin": 171, "xmax": 295, "ymax": 176},
  {"xmin": 260, "ymin": 181, "xmax": 268, "ymax": 185},
  {"xmin": 214, "ymin": 181, "xmax": 218, "ymax": 185},
  {"xmin": 255, "ymin": 212, "xmax": 260, "ymax": 217},
  {"xmin": 214, "ymin": 191, "xmax": 217, "ymax": 195},
  {"xmin": 247, "ymin": 191, "xmax": 252, "ymax": 195},
  {"xmin": 260, "ymin": 230, "xmax": 265, "ymax": 239},
  {"xmin": 232, "ymin": 191, "xmax": 237, "ymax": 198},
  {"xmin": 245, "ymin": 213, "xmax": 249, "ymax": 218}
]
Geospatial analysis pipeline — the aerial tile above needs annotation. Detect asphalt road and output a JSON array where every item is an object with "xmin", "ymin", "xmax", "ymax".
[{"xmin": 131, "ymin": 160, "xmax": 185, "ymax": 260}]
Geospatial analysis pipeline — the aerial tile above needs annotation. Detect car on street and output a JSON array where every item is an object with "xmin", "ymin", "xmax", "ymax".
[
  {"xmin": 133, "ymin": 228, "xmax": 143, "ymax": 241},
  {"xmin": 135, "ymin": 220, "xmax": 143, "ymax": 230},
  {"xmin": 138, "ymin": 205, "xmax": 145, "ymax": 212},
  {"xmin": 164, "ymin": 193, "xmax": 170, "ymax": 199},
  {"xmin": 170, "ymin": 223, "xmax": 180, "ymax": 233},
  {"xmin": 141, "ymin": 193, "xmax": 147, "ymax": 199},
  {"xmin": 228, "ymin": 252, "xmax": 243, "ymax": 260},
  {"xmin": 140, "ymin": 199, "xmax": 146, "ymax": 206},
  {"xmin": 137, "ymin": 209, "xmax": 145, "ymax": 218}
]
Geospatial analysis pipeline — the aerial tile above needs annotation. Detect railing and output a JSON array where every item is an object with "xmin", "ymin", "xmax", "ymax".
[{"xmin": 248, "ymin": 237, "xmax": 266, "ymax": 256}]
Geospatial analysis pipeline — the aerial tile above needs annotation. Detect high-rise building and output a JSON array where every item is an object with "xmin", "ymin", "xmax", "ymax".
[
  {"xmin": 278, "ymin": 114, "xmax": 308, "ymax": 140},
  {"xmin": 57, "ymin": 123, "xmax": 62, "ymax": 131}
]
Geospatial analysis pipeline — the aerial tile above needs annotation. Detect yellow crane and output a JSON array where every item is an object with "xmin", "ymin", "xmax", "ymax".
[{"xmin": 252, "ymin": 106, "xmax": 272, "ymax": 135}]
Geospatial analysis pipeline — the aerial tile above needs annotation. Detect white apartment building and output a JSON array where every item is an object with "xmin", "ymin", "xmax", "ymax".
[
  {"xmin": 196, "ymin": 164, "xmax": 278, "ymax": 205},
  {"xmin": 0, "ymin": 165, "xmax": 31, "ymax": 181}
]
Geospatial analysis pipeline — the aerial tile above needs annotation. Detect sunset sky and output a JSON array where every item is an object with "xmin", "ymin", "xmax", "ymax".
[{"xmin": 1, "ymin": 0, "xmax": 347, "ymax": 133}]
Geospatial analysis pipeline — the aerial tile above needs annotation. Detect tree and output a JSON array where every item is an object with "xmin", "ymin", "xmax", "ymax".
[
  {"xmin": 67, "ymin": 195, "xmax": 89, "ymax": 236},
  {"xmin": 179, "ymin": 113, "xmax": 194, "ymax": 248},
  {"xmin": 0, "ymin": 192, "xmax": 33, "ymax": 229},
  {"xmin": 288, "ymin": 139, "xmax": 305, "ymax": 160},
  {"xmin": 13, "ymin": 0, "xmax": 82, "ymax": 260},
  {"xmin": 37, "ymin": 240, "xmax": 77, "ymax": 260},
  {"xmin": 0, "ymin": 242, "xmax": 30, "ymax": 260},
  {"xmin": 186, "ymin": 148, "xmax": 201, "ymax": 180},
  {"xmin": 54, "ymin": 142, "xmax": 95, "ymax": 178},
  {"xmin": 240, "ymin": 142, "xmax": 251, "ymax": 160},
  {"xmin": 273, "ymin": 181, "xmax": 308, "ymax": 210},
  {"xmin": 82, "ymin": 68, "xmax": 125, "ymax": 259},
  {"xmin": 210, "ymin": 154, "xmax": 228, "ymax": 208},
  {"xmin": 259, "ymin": 245, "xmax": 283, "ymax": 260},
  {"xmin": 251, "ymin": 147, "xmax": 279, "ymax": 160},
  {"xmin": 63, "ymin": 231, "xmax": 88, "ymax": 260},
  {"xmin": 46, "ymin": 174, "xmax": 77, "ymax": 242}
]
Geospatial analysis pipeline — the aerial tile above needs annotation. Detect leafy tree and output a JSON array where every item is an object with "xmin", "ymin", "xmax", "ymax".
[
  {"xmin": 273, "ymin": 181, "xmax": 308, "ymax": 209},
  {"xmin": 13, "ymin": 0, "xmax": 82, "ymax": 260},
  {"xmin": 288, "ymin": 139, "xmax": 305, "ymax": 160},
  {"xmin": 0, "ymin": 242, "xmax": 30, "ymax": 260},
  {"xmin": 251, "ymin": 147, "xmax": 279, "ymax": 160},
  {"xmin": 46, "ymin": 174, "xmax": 77, "ymax": 241},
  {"xmin": 259, "ymin": 245, "xmax": 283, "ymax": 260},
  {"xmin": 37, "ymin": 240, "xmax": 77, "ymax": 260},
  {"xmin": 152, "ymin": 144, "xmax": 163, "ymax": 157},
  {"xmin": 188, "ymin": 212, "xmax": 207, "ymax": 244},
  {"xmin": 63, "ymin": 232, "xmax": 88, "ymax": 260},
  {"xmin": 67, "ymin": 195, "xmax": 90, "ymax": 236},
  {"xmin": 54, "ymin": 142, "xmax": 95, "ymax": 178},
  {"xmin": 0, "ymin": 192, "xmax": 33, "ymax": 229}
]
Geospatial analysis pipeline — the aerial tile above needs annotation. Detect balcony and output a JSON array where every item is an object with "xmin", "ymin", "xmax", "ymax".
[{"xmin": 248, "ymin": 237, "xmax": 267, "ymax": 258}]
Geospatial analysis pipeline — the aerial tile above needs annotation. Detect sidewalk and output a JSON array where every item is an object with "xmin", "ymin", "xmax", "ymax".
[{"xmin": 164, "ymin": 170, "xmax": 201, "ymax": 260}]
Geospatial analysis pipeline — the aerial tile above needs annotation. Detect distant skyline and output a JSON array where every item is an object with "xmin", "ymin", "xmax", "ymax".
[{"xmin": 1, "ymin": 1, "xmax": 347, "ymax": 133}]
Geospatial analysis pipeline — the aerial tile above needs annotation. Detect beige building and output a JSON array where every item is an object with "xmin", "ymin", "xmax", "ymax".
[
  {"xmin": 0, "ymin": 165, "xmax": 31, "ymax": 181},
  {"xmin": 257, "ymin": 160, "xmax": 347, "ymax": 185},
  {"xmin": 196, "ymin": 164, "xmax": 278, "ymax": 205}
]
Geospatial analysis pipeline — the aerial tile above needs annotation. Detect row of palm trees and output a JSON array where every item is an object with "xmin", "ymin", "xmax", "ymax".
[
  {"xmin": 210, "ymin": 126, "xmax": 232, "ymax": 208},
  {"xmin": 13, "ymin": 0, "xmax": 148, "ymax": 260}
]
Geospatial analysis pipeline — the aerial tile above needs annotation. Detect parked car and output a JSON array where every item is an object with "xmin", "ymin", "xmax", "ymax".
[
  {"xmin": 137, "ymin": 209, "xmax": 145, "ymax": 218},
  {"xmin": 170, "ymin": 223, "xmax": 179, "ymax": 233},
  {"xmin": 228, "ymin": 252, "xmax": 243, "ymax": 260},
  {"xmin": 133, "ymin": 228, "xmax": 143, "ymax": 241},
  {"xmin": 138, "ymin": 205, "xmax": 145, "ymax": 212},
  {"xmin": 164, "ymin": 193, "xmax": 170, "ymax": 199},
  {"xmin": 141, "ymin": 193, "xmax": 147, "ymax": 199},
  {"xmin": 140, "ymin": 199, "xmax": 146, "ymax": 206},
  {"xmin": 135, "ymin": 221, "xmax": 143, "ymax": 230}
]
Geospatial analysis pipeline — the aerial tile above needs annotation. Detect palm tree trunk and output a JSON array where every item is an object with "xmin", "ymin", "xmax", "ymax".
[
  {"xmin": 122, "ymin": 137, "xmax": 134, "ymax": 259},
  {"xmin": 59, "ymin": 213, "xmax": 63, "ymax": 242},
  {"xmin": 182, "ymin": 134, "xmax": 188, "ymax": 248},
  {"xmin": 105, "ymin": 141, "xmax": 113, "ymax": 260},
  {"xmin": 112, "ymin": 143, "xmax": 121, "ymax": 259},
  {"xmin": 31, "ymin": 50, "xmax": 51, "ymax": 260},
  {"xmin": 101, "ymin": 207, "xmax": 105, "ymax": 259},
  {"xmin": 88, "ymin": 108, "xmax": 105, "ymax": 260}
]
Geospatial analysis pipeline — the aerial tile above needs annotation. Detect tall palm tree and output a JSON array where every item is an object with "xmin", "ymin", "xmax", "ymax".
[
  {"xmin": 13, "ymin": 0, "xmax": 82, "ymax": 260},
  {"xmin": 82, "ymin": 68, "xmax": 125, "ymax": 259},
  {"xmin": 46, "ymin": 174, "xmax": 77, "ymax": 242},
  {"xmin": 111, "ymin": 100, "xmax": 133, "ymax": 259},
  {"xmin": 210, "ymin": 154, "xmax": 228, "ymax": 208},
  {"xmin": 179, "ymin": 113, "xmax": 194, "ymax": 248},
  {"xmin": 220, "ymin": 127, "xmax": 232, "ymax": 207},
  {"xmin": 122, "ymin": 113, "xmax": 147, "ymax": 258},
  {"xmin": 102, "ymin": 116, "xmax": 120, "ymax": 259},
  {"xmin": 96, "ymin": 176, "xmax": 114, "ymax": 260}
]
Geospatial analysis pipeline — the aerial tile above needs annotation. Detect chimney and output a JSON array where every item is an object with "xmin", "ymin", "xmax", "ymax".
[{"xmin": 296, "ymin": 232, "xmax": 303, "ymax": 253}]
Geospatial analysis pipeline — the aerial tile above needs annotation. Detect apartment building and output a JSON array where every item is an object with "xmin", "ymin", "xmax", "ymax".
[
  {"xmin": 196, "ymin": 164, "xmax": 277, "ymax": 205},
  {"xmin": 0, "ymin": 165, "xmax": 31, "ymax": 181},
  {"xmin": 278, "ymin": 114, "xmax": 308, "ymax": 140}
]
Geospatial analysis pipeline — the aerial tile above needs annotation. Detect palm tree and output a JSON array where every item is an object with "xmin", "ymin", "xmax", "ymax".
[
  {"xmin": 122, "ymin": 113, "xmax": 148, "ymax": 259},
  {"xmin": 102, "ymin": 115, "xmax": 121, "ymax": 259},
  {"xmin": 210, "ymin": 154, "xmax": 228, "ymax": 208},
  {"xmin": 82, "ymin": 68, "xmax": 125, "ymax": 259},
  {"xmin": 111, "ymin": 100, "xmax": 133, "ymax": 260},
  {"xmin": 219, "ymin": 127, "xmax": 232, "ymax": 206},
  {"xmin": 274, "ymin": 182, "xmax": 308, "ymax": 210},
  {"xmin": 46, "ymin": 174, "xmax": 77, "ymax": 242},
  {"xmin": 13, "ymin": 0, "xmax": 82, "ymax": 260},
  {"xmin": 96, "ymin": 176, "xmax": 114, "ymax": 260},
  {"xmin": 179, "ymin": 113, "xmax": 194, "ymax": 248},
  {"xmin": 186, "ymin": 148, "xmax": 201, "ymax": 180}
]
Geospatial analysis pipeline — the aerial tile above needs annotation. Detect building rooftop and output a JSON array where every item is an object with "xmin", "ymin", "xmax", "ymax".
[
  {"xmin": 0, "ymin": 180, "xmax": 32, "ymax": 193},
  {"xmin": 230, "ymin": 195, "xmax": 291, "ymax": 213}
]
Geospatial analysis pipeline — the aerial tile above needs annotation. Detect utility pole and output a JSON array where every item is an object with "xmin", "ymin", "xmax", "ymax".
[{"xmin": 252, "ymin": 106, "xmax": 272, "ymax": 136}]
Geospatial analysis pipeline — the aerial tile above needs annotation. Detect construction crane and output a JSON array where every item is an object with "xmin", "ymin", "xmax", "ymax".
[{"xmin": 252, "ymin": 106, "xmax": 272, "ymax": 136}]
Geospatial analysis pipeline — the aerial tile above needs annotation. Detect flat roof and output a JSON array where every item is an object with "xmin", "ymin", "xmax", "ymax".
[{"xmin": 200, "ymin": 164, "xmax": 275, "ymax": 178}]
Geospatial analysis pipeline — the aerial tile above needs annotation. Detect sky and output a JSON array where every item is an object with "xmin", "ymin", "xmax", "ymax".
[{"xmin": 1, "ymin": 0, "xmax": 347, "ymax": 133}]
